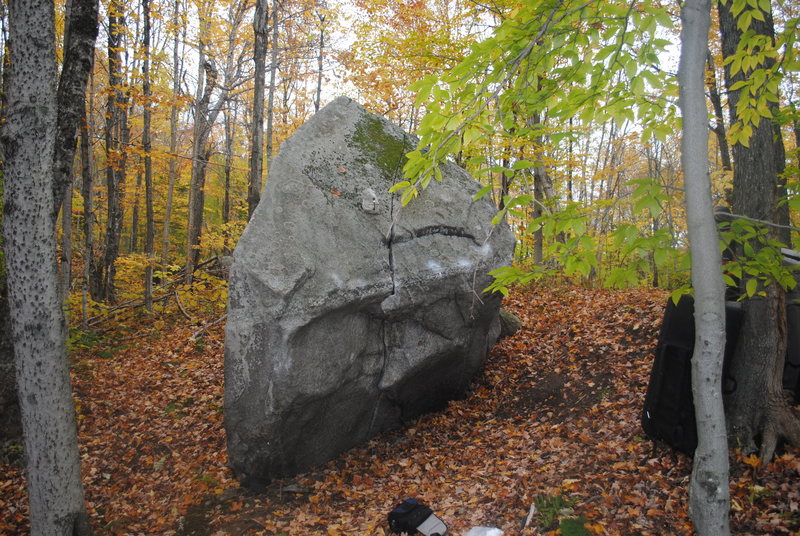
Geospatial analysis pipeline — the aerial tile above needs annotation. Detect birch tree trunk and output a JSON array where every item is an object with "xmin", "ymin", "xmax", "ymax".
[
  {"xmin": 678, "ymin": 0, "xmax": 731, "ymax": 533},
  {"xmin": 2, "ymin": 0, "xmax": 91, "ymax": 532}
]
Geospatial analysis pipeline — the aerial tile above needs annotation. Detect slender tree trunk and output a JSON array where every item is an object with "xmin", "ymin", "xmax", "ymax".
[
  {"xmin": 705, "ymin": 52, "xmax": 732, "ymax": 173},
  {"xmin": 79, "ymin": 101, "xmax": 99, "ymax": 312},
  {"xmin": 129, "ymin": 166, "xmax": 142, "ymax": 252},
  {"xmin": 223, "ymin": 101, "xmax": 237, "ymax": 225},
  {"xmin": 265, "ymin": 0, "xmax": 280, "ymax": 166},
  {"xmin": 248, "ymin": 0, "xmax": 268, "ymax": 219},
  {"xmin": 679, "ymin": 1, "xmax": 731, "ymax": 533},
  {"xmin": 102, "ymin": 0, "xmax": 128, "ymax": 303},
  {"xmin": 54, "ymin": 0, "xmax": 99, "ymax": 304},
  {"xmin": 793, "ymin": 115, "xmax": 800, "ymax": 164},
  {"xmin": 185, "ymin": 58, "xmax": 218, "ymax": 283},
  {"xmin": 719, "ymin": 0, "xmax": 800, "ymax": 460},
  {"xmin": 529, "ymin": 111, "xmax": 554, "ymax": 265},
  {"xmin": 143, "ymin": 0, "xmax": 154, "ymax": 311},
  {"xmin": 184, "ymin": 0, "xmax": 241, "ymax": 282},
  {"xmin": 567, "ymin": 117, "xmax": 573, "ymax": 202},
  {"xmin": 314, "ymin": 8, "xmax": 326, "ymax": 112},
  {"xmin": 2, "ymin": 0, "xmax": 92, "ymax": 532},
  {"xmin": 646, "ymin": 143, "xmax": 663, "ymax": 286},
  {"xmin": 498, "ymin": 127, "xmax": 513, "ymax": 212},
  {"xmin": 161, "ymin": 0, "xmax": 182, "ymax": 266},
  {"xmin": 773, "ymin": 121, "xmax": 790, "ymax": 246},
  {"xmin": 61, "ymin": 186, "xmax": 73, "ymax": 301},
  {"xmin": 52, "ymin": 0, "xmax": 100, "ymax": 221},
  {"xmin": 532, "ymin": 170, "xmax": 545, "ymax": 265},
  {"xmin": 184, "ymin": 8, "xmax": 209, "ymax": 284}
]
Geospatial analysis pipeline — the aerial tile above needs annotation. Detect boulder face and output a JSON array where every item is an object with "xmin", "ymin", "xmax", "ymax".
[{"xmin": 224, "ymin": 97, "xmax": 514, "ymax": 487}]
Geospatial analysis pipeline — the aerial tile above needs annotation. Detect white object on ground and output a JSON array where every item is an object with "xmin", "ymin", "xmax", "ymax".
[{"xmin": 465, "ymin": 528, "xmax": 503, "ymax": 536}]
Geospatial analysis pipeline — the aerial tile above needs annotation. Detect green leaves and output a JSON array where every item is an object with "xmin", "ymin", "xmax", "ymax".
[
  {"xmin": 718, "ymin": 218, "xmax": 798, "ymax": 299},
  {"xmin": 720, "ymin": 3, "xmax": 797, "ymax": 148},
  {"xmin": 630, "ymin": 178, "xmax": 667, "ymax": 219},
  {"xmin": 606, "ymin": 223, "xmax": 674, "ymax": 289},
  {"xmin": 403, "ymin": 0, "xmax": 679, "ymax": 197}
]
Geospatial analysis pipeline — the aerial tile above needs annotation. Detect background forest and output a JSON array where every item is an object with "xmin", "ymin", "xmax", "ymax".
[{"xmin": 0, "ymin": 0, "xmax": 796, "ymax": 306}]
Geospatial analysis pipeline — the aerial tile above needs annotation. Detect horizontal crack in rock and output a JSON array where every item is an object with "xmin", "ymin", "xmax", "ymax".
[{"xmin": 388, "ymin": 225, "xmax": 477, "ymax": 246}]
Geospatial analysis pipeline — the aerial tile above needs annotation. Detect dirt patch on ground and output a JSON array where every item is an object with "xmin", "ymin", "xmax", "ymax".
[
  {"xmin": 178, "ymin": 481, "xmax": 313, "ymax": 535},
  {"xmin": 494, "ymin": 371, "xmax": 566, "ymax": 420},
  {"xmin": 493, "ymin": 366, "xmax": 616, "ymax": 423}
]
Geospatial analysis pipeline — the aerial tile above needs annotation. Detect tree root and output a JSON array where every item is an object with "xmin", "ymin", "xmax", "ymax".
[{"xmin": 759, "ymin": 401, "xmax": 800, "ymax": 462}]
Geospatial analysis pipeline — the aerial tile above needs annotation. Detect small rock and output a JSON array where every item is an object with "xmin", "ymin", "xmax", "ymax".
[{"xmin": 498, "ymin": 308, "xmax": 522, "ymax": 339}]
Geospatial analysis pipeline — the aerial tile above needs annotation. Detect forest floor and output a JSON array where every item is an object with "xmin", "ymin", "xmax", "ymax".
[{"xmin": 2, "ymin": 286, "xmax": 800, "ymax": 535}]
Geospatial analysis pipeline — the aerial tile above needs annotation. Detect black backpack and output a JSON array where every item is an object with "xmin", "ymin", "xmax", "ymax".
[{"xmin": 388, "ymin": 498, "xmax": 448, "ymax": 535}]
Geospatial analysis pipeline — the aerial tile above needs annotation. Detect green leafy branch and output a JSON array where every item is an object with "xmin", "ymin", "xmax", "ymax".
[
  {"xmin": 718, "ymin": 217, "xmax": 799, "ymax": 298},
  {"xmin": 397, "ymin": 0, "xmax": 677, "ymax": 207},
  {"xmin": 721, "ymin": 0, "xmax": 800, "ymax": 146}
]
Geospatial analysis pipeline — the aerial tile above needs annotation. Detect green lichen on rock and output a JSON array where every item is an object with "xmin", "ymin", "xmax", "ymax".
[{"xmin": 350, "ymin": 114, "xmax": 411, "ymax": 181}]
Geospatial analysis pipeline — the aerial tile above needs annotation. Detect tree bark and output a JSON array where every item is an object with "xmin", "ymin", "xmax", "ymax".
[
  {"xmin": 679, "ymin": 0, "xmax": 731, "ymax": 533},
  {"xmin": 129, "ymin": 167, "xmax": 142, "ymax": 253},
  {"xmin": 161, "ymin": 0, "xmax": 183, "ymax": 266},
  {"xmin": 794, "ymin": 116, "xmax": 800, "ymax": 166},
  {"xmin": 0, "ymin": 0, "xmax": 16, "ymax": 443},
  {"xmin": 2, "ymin": 0, "xmax": 91, "ymax": 532},
  {"xmin": 184, "ymin": 57, "xmax": 219, "ymax": 283},
  {"xmin": 773, "ymin": 120, "xmax": 790, "ymax": 247},
  {"xmin": 248, "ymin": 0, "xmax": 268, "ymax": 220},
  {"xmin": 718, "ymin": 0, "xmax": 800, "ymax": 460},
  {"xmin": 60, "ymin": 182, "xmax": 73, "ymax": 300},
  {"xmin": 184, "ymin": 0, "xmax": 243, "ymax": 282},
  {"xmin": 529, "ymin": 112, "xmax": 555, "ymax": 266},
  {"xmin": 101, "ymin": 0, "xmax": 129, "ymax": 303},
  {"xmin": 79, "ymin": 100, "xmax": 100, "ymax": 309},
  {"xmin": 705, "ymin": 52, "xmax": 732, "ymax": 173},
  {"xmin": 0, "ymin": 289, "xmax": 19, "ymax": 440},
  {"xmin": 314, "ymin": 6, "xmax": 326, "ymax": 113},
  {"xmin": 265, "ymin": 0, "xmax": 280, "ymax": 166},
  {"xmin": 55, "ymin": 0, "xmax": 99, "ymax": 305},
  {"xmin": 52, "ymin": 0, "xmax": 100, "ymax": 222},
  {"xmin": 142, "ymin": 0, "xmax": 154, "ymax": 312},
  {"xmin": 223, "ymin": 100, "xmax": 237, "ymax": 225}
]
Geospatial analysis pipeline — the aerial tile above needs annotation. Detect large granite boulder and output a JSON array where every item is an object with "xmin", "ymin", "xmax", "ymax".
[{"xmin": 224, "ymin": 97, "xmax": 514, "ymax": 487}]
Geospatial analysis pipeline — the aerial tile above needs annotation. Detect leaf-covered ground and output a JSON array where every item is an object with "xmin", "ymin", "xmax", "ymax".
[{"xmin": 2, "ymin": 287, "xmax": 799, "ymax": 534}]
